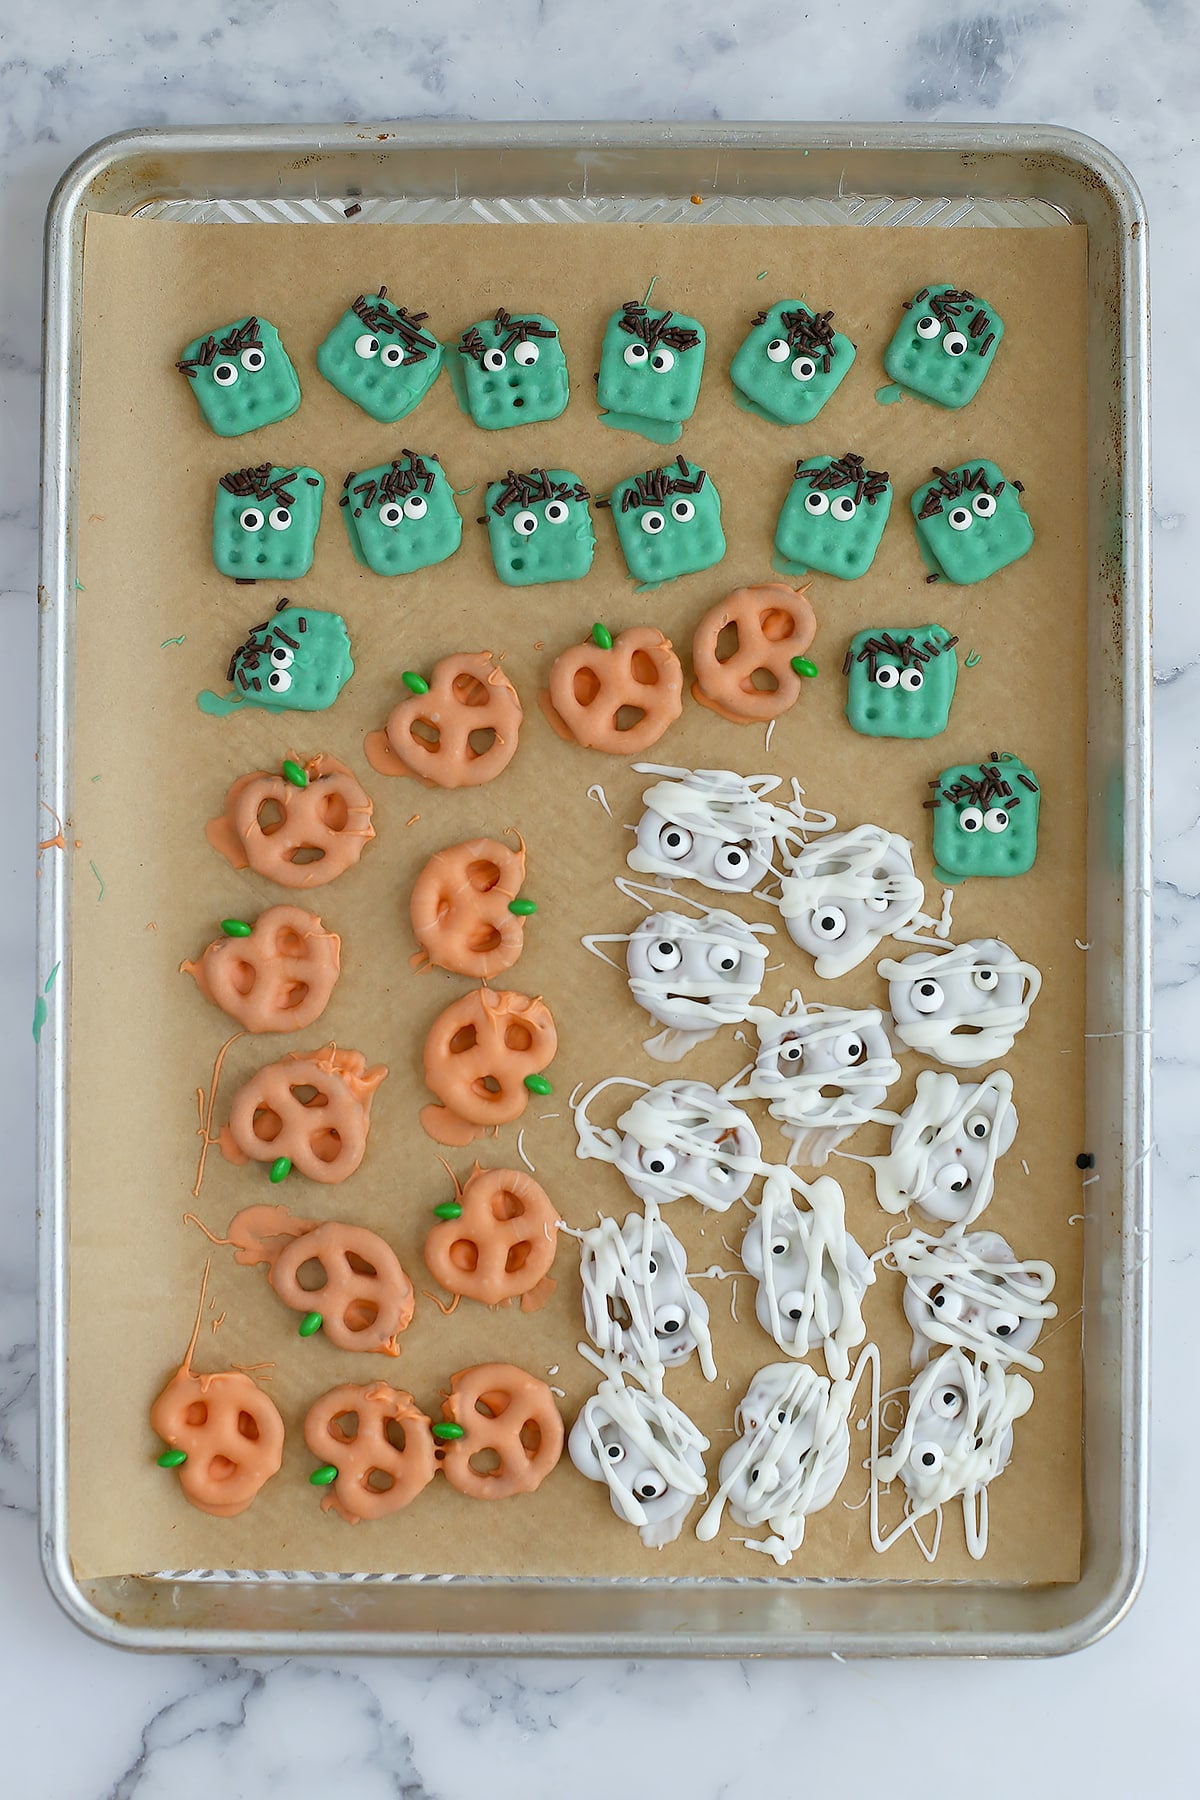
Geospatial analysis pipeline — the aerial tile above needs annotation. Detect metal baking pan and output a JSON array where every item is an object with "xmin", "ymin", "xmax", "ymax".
[{"xmin": 37, "ymin": 121, "xmax": 1150, "ymax": 1656}]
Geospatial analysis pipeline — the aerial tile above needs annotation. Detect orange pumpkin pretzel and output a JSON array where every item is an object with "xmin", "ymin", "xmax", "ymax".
[
  {"xmin": 206, "ymin": 752, "xmax": 375, "ymax": 889},
  {"xmin": 436, "ymin": 1362, "xmax": 564, "ymax": 1499},
  {"xmin": 364, "ymin": 651, "xmax": 522, "ymax": 789},
  {"xmin": 691, "ymin": 583, "xmax": 817, "ymax": 724},
  {"xmin": 420, "ymin": 988, "xmax": 557, "ymax": 1147},
  {"xmin": 225, "ymin": 1203, "xmax": 415, "ymax": 1355},
  {"xmin": 218, "ymin": 1044, "xmax": 387, "ymax": 1184},
  {"xmin": 304, "ymin": 1382, "xmax": 437, "ymax": 1522},
  {"xmin": 410, "ymin": 836, "xmax": 528, "ymax": 979},
  {"xmin": 182, "ymin": 904, "xmax": 341, "ymax": 1033},
  {"xmin": 425, "ymin": 1165, "xmax": 560, "ymax": 1311},
  {"xmin": 540, "ymin": 624, "xmax": 683, "ymax": 754}
]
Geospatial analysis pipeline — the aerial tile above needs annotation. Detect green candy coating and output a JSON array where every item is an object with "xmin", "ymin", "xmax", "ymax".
[
  {"xmin": 432, "ymin": 1422, "xmax": 466, "ymax": 1441},
  {"xmin": 609, "ymin": 457, "xmax": 725, "ymax": 590},
  {"xmin": 221, "ymin": 919, "xmax": 253, "ymax": 937},
  {"xmin": 591, "ymin": 623, "xmax": 613, "ymax": 649},
  {"xmin": 298, "ymin": 1310, "xmax": 324, "ymax": 1337},
  {"xmin": 340, "ymin": 451, "xmax": 463, "ymax": 576},
  {"xmin": 730, "ymin": 299, "xmax": 855, "ymax": 426},
  {"xmin": 791, "ymin": 658, "xmax": 819, "ymax": 679},
  {"xmin": 508, "ymin": 898, "xmax": 537, "ymax": 915},
  {"xmin": 177, "ymin": 316, "xmax": 300, "ymax": 437},
  {"xmin": 883, "ymin": 284, "xmax": 1004, "ymax": 409},
  {"xmin": 453, "ymin": 310, "xmax": 569, "ymax": 429},
  {"xmin": 433, "ymin": 1201, "xmax": 463, "ymax": 1221},
  {"xmin": 310, "ymin": 1463, "xmax": 339, "ymax": 1485},
  {"xmin": 931, "ymin": 753, "xmax": 1041, "ymax": 883},
  {"xmin": 212, "ymin": 464, "xmax": 324, "ymax": 581},
  {"xmin": 316, "ymin": 292, "xmax": 442, "ymax": 423},
  {"xmin": 845, "ymin": 625, "xmax": 959, "ymax": 740},
  {"xmin": 270, "ymin": 1155, "xmax": 294, "ymax": 1184},
  {"xmin": 911, "ymin": 461, "xmax": 1033, "ymax": 585},
  {"xmin": 281, "ymin": 759, "xmax": 309, "ymax": 788},
  {"xmin": 403, "ymin": 672, "xmax": 430, "ymax": 694},
  {"xmin": 156, "ymin": 1448, "xmax": 188, "ymax": 1468},
  {"xmin": 524, "ymin": 1073, "xmax": 553, "ymax": 1095},
  {"xmin": 198, "ymin": 604, "xmax": 353, "ymax": 718},
  {"xmin": 484, "ymin": 469, "xmax": 595, "ymax": 585},
  {"xmin": 774, "ymin": 453, "xmax": 892, "ymax": 580},
  {"xmin": 597, "ymin": 300, "xmax": 706, "ymax": 442}
]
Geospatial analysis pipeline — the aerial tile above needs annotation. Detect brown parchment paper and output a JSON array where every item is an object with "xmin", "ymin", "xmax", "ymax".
[{"xmin": 66, "ymin": 211, "xmax": 1087, "ymax": 1584}]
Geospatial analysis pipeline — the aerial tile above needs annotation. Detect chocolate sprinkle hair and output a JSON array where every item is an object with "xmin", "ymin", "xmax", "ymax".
[{"xmin": 794, "ymin": 451, "xmax": 889, "ymax": 505}]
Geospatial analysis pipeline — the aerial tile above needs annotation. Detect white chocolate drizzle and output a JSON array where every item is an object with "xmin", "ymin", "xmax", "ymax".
[
  {"xmin": 576, "ymin": 1206, "xmax": 717, "ymax": 1388},
  {"xmin": 740, "ymin": 1166, "xmax": 874, "ymax": 1379},
  {"xmin": 857, "ymin": 1068, "xmax": 1018, "ymax": 1226},
  {"xmin": 879, "ymin": 938, "xmax": 1042, "ymax": 1068},
  {"xmin": 572, "ymin": 1074, "xmax": 762, "ymax": 1212},
  {"xmin": 888, "ymin": 1226, "xmax": 1058, "ymax": 1372},
  {"xmin": 626, "ymin": 763, "xmax": 832, "ymax": 894},
  {"xmin": 775, "ymin": 823, "xmax": 927, "ymax": 978},
  {"xmin": 569, "ymin": 1375, "xmax": 709, "ymax": 1549}
]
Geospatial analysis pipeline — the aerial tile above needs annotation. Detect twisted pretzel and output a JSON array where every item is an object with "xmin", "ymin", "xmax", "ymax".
[
  {"xmin": 410, "ymin": 836, "xmax": 528, "ymax": 979},
  {"xmin": 424, "ymin": 1165, "xmax": 560, "ymax": 1310},
  {"xmin": 226, "ymin": 1204, "xmax": 415, "ymax": 1354},
  {"xmin": 691, "ymin": 583, "xmax": 817, "ymax": 723},
  {"xmin": 437, "ymin": 1362, "xmax": 564, "ymax": 1499},
  {"xmin": 304, "ymin": 1382, "xmax": 437, "ymax": 1521},
  {"xmin": 364, "ymin": 651, "xmax": 523, "ymax": 789},
  {"xmin": 540, "ymin": 624, "xmax": 683, "ymax": 754},
  {"xmin": 218, "ymin": 1044, "xmax": 388, "ymax": 1184},
  {"xmin": 182, "ymin": 904, "xmax": 341, "ymax": 1033},
  {"xmin": 206, "ymin": 752, "xmax": 375, "ymax": 889},
  {"xmin": 420, "ymin": 988, "xmax": 557, "ymax": 1147},
  {"xmin": 150, "ymin": 1365, "xmax": 284, "ymax": 1518}
]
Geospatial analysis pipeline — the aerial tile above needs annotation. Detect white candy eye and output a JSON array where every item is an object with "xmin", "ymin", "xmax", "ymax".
[
  {"xmin": 381, "ymin": 343, "xmax": 406, "ymax": 368},
  {"xmin": 910, "ymin": 979, "xmax": 944, "ymax": 1015},
  {"xmin": 239, "ymin": 507, "xmax": 265, "ymax": 532},
  {"xmin": 899, "ymin": 667, "xmax": 924, "ymax": 691},
  {"xmin": 654, "ymin": 1304, "xmax": 686, "ymax": 1339},
  {"xmin": 269, "ymin": 646, "xmax": 294, "ymax": 668},
  {"xmin": 833, "ymin": 1034, "xmax": 865, "ymax": 1067},
  {"xmin": 379, "ymin": 502, "xmax": 404, "ymax": 528},
  {"xmin": 864, "ymin": 891, "xmax": 891, "ymax": 912},
  {"xmin": 544, "ymin": 500, "xmax": 570, "ymax": 524},
  {"xmin": 874, "ymin": 665, "xmax": 900, "ymax": 688},
  {"xmin": 213, "ymin": 362, "xmax": 238, "ymax": 386},
  {"xmin": 986, "ymin": 1309, "xmax": 1021, "ymax": 1340},
  {"xmin": 790, "ymin": 354, "xmax": 817, "ymax": 382},
  {"xmin": 513, "ymin": 510, "xmax": 538, "ymax": 536},
  {"xmin": 714, "ymin": 843, "xmax": 750, "ymax": 880},
  {"xmin": 633, "ymin": 1470, "xmax": 668, "ymax": 1501},
  {"xmin": 928, "ymin": 1283, "xmax": 963, "ymax": 1321},
  {"xmin": 640, "ymin": 510, "xmax": 666, "ymax": 535},
  {"xmin": 707, "ymin": 943, "xmax": 741, "ymax": 976},
  {"xmin": 267, "ymin": 507, "xmax": 291, "ymax": 532},
  {"xmin": 965, "ymin": 1112, "xmax": 991, "ymax": 1140},
  {"xmin": 646, "ymin": 1258, "xmax": 658, "ymax": 1276},
  {"xmin": 240, "ymin": 347, "xmax": 265, "ymax": 372},
  {"xmin": 831, "ymin": 495, "xmax": 857, "ymax": 521},
  {"xmin": 354, "ymin": 333, "xmax": 379, "ymax": 359},
  {"xmin": 623, "ymin": 342, "xmax": 649, "ymax": 366},
  {"xmin": 973, "ymin": 967, "xmax": 999, "ymax": 992},
  {"xmin": 670, "ymin": 498, "xmax": 695, "ymax": 522},
  {"xmin": 657, "ymin": 823, "xmax": 693, "ymax": 861},
  {"xmin": 482, "ymin": 347, "xmax": 507, "ymax": 372},
  {"xmin": 605, "ymin": 1441, "xmax": 626, "ymax": 1463},
  {"xmin": 934, "ymin": 1163, "xmax": 970, "ymax": 1194},
  {"xmin": 779, "ymin": 1041, "xmax": 803, "ymax": 1066},
  {"xmin": 913, "ymin": 1441, "xmax": 946, "ymax": 1473},
  {"xmin": 646, "ymin": 939, "xmax": 682, "ymax": 973},
  {"xmin": 942, "ymin": 332, "xmax": 968, "ymax": 357},
  {"xmin": 267, "ymin": 668, "xmax": 292, "ymax": 693},
  {"xmin": 948, "ymin": 506, "xmax": 973, "ymax": 531},
  {"xmin": 983, "ymin": 809, "xmax": 1009, "ymax": 833},
  {"xmin": 514, "ymin": 341, "xmax": 539, "ymax": 366},
  {"xmin": 803, "ymin": 489, "xmax": 829, "ymax": 515},
  {"xmin": 766, "ymin": 337, "xmax": 790, "ymax": 363},
  {"xmin": 641, "ymin": 1146, "xmax": 677, "ymax": 1177},
  {"xmin": 779, "ymin": 1290, "xmax": 809, "ymax": 1324},
  {"xmin": 959, "ymin": 807, "xmax": 984, "ymax": 833},
  {"xmin": 973, "ymin": 492, "xmax": 997, "ymax": 517},
  {"xmin": 916, "ymin": 315, "xmax": 941, "ymax": 339},
  {"xmin": 651, "ymin": 347, "xmax": 675, "ymax": 372},
  {"xmin": 403, "ymin": 494, "xmax": 428, "ymax": 520},
  {"xmin": 809, "ymin": 905, "xmax": 847, "ymax": 942},
  {"xmin": 930, "ymin": 1385, "xmax": 964, "ymax": 1420},
  {"xmin": 769, "ymin": 1237, "xmax": 790, "ymax": 1257}
]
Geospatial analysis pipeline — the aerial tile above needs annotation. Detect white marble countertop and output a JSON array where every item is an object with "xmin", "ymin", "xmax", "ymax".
[{"xmin": 1, "ymin": 0, "xmax": 1192, "ymax": 1792}]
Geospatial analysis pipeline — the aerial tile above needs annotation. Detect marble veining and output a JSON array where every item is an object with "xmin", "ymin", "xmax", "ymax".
[{"xmin": 1, "ymin": 0, "xmax": 1195, "ymax": 1794}]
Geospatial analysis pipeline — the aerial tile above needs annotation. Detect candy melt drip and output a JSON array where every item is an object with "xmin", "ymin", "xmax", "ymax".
[
  {"xmin": 740, "ymin": 1167, "xmax": 873, "ymax": 1380},
  {"xmin": 569, "ymin": 1375, "xmax": 709, "ymax": 1549},
  {"xmin": 576, "ymin": 1207, "xmax": 717, "ymax": 1388}
]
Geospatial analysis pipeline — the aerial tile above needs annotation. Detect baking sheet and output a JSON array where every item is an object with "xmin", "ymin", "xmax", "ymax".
[{"xmin": 66, "ymin": 210, "xmax": 1087, "ymax": 1584}]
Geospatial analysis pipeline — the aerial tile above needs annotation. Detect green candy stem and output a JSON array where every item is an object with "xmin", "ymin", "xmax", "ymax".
[
  {"xmin": 432, "ymin": 1422, "xmax": 465, "ymax": 1441},
  {"xmin": 402, "ymin": 671, "xmax": 430, "ymax": 695},
  {"xmin": 298, "ymin": 1311, "xmax": 324, "ymax": 1338},
  {"xmin": 524, "ymin": 1073, "xmax": 553, "ymax": 1095},
  {"xmin": 791, "ymin": 656, "xmax": 819, "ymax": 679},
  {"xmin": 433, "ymin": 1200, "xmax": 463, "ymax": 1221},
  {"xmin": 508, "ymin": 898, "xmax": 537, "ymax": 916},
  {"xmin": 310, "ymin": 1464, "xmax": 339, "ymax": 1486},
  {"xmin": 281, "ymin": 759, "xmax": 309, "ymax": 789},
  {"xmin": 156, "ymin": 1448, "xmax": 187, "ymax": 1469},
  {"xmin": 591, "ymin": 623, "xmax": 613, "ymax": 650},
  {"xmin": 269, "ymin": 1156, "xmax": 292, "ymax": 1184},
  {"xmin": 220, "ymin": 919, "xmax": 253, "ymax": 938}
]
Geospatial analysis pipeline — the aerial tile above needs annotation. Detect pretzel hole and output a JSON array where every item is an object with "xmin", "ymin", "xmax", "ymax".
[
  {"xmin": 504, "ymin": 1022, "xmax": 533, "ymax": 1053},
  {"xmin": 519, "ymin": 1418, "xmax": 543, "ymax": 1456},
  {"xmin": 311, "ymin": 1128, "xmax": 344, "ymax": 1163},
  {"xmin": 470, "ymin": 1448, "xmax": 502, "ymax": 1475},
  {"xmin": 467, "ymin": 923, "xmax": 503, "ymax": 954},
  {"xmin": 453, "ymin": 672, "xmax": 491, "ymax": 708},
  {"xmin": 320, "ymin": 791, "xmax": 349, "ymax": 831},
  {"xmin": 475, "ymin": 1076, "xmax": 503, "ymax": 1096},
  {"xmin": 280, "ymin": 981, "xmax": 310, "ymax": 1012},
  {"xmin": 506, "ymin": 1242, "xmax": 533, "ymax": 1273},
  {"xmin": 493, "ymin": 1188, "xmax": 526, "ymax": 1221},
  {"xmin": 295, "ymin": 1258, "xmax": 328, "ymax": 1292},
  {"xmin": 410, "ymin": 718, "xmax": 440, "ymax": 751},
  {"xmin": 384, "ymin": 1419, "xmax": 409, "ymax": 1453},
  {"xmin": 345, "ymin": 1298, "xmax": 380, "ymax": 1332},
  {"xmin": 630, "ymin": 650, "xmax": 661, "ymax": 686},
  {"xmin": 184, "ymin": 1401, "xmax": 208, "ymax": 1428},
  {"xmin": 290, "ymin": 1084, "xmax": 327, "ymax": 1108},
  {"xmin": 573, "ymin": 666, "xmax": 602, "ymax": 707},
  {"xmin": 749, "ymin": 667, "xmax": 780, "ymax": 692},
  {"xmin": 275, "ymin": 927, "xmax": 306, "ymax": 957},
  {"xmin": 366, "ymin": 1468, "xmax": 395, "ymax": 1492},
  {"xmin": 475, "ymin": 1391, "xmax": 511, "ymax": 1419},
  {"xmin": 230, "ymin": 961, "xmax": 256, "ymax": 996},
  {"xmin": 251, "ymin": 1105, "xmax": 283, "ymax": 1143},
  {"xmin": 760, "ymin": 607, "xmax": 796, "ymax": 641},
  {"xmin": 237, "ymin": 1411, "xmax": 260, "ymax": 1442},
  {"xmin": 449, "ymin": 1239, "xmax": 480, "ymax": 1272},
  {"xmin": 466, "ymin": 858, "xmax": 502, "ymax": 892},
  {"xmin": 467, "ymin": 727, "xmax": 497, "ymax": 759},
  {"xmin": 614, "ymin": 705, "xmax": 647, "ymax": 733},
  {"xmin": 288, "ymin": 844, "xmax": 326, "ymax": 866},
  {"xmin": 449, "ymin": 1024, "xmax": 478, "ymax": 1055},
  {"xmin": 256, "ymin": 798, "xmax": 285, "ymax": 834},
  {"xmin": 208, "ymin": 1455, "xmax": 238, "ymax": 1482},
  {"xmin": 607, "ymin": 1295, "xmax": 633, "ymax": 1331},
  {"xmin": 714, "ymin": 623, "xmax": 740, "ymax": 664},
  {"xmin": 332, "ymin": 1411, "xmax": 360, "ymax": 1441},
  {"xmin": 346, "ymin": 1251, "xmax": 378, "ymax": 1278}
]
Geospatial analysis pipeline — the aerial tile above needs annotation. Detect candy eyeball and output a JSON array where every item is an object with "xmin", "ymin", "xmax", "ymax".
[
  {"xmin": 544, "ymin": 499, "xmax": 570, "ymax": 524},
  {"xmin": 947, "ymin": 505, "xmax": 973, "ymax": 531},
  {"xmin": 213, "ymin": 361, "xmax": 238, "ymax": 386},
  {"xmin": 942, "ymin": 332, "xmax": 968, "ymax": 357},
  {"xmin": 483, "ymin": 346, "xmax": 507, "ymax": 372},
  {"xmin": 986, "ymin": 1308, "xmax": 1021, "ymax": 1340},
  {"xmin": 804, "ymin": 490, "xmax": 829, "ymax": 515},
  {"xmin": 639, "ymin": 1145, "xmax": 677, "ymax": 1178},
  {"xmin": 983, "ymin": 808, "xmax": 1009, "ymax": 833},
  {"xmin": 832, "ymin": 1033, "xmax": 866, "ymax": 1067},
  {"xmin": 658, "ymin": 823, "xmax": 693, "ymax": 861},
  {"xmin": 909, "ymin": 980, "xmax": 944, "ymax": 1014},
  {"xmin": 651, "ymin": 347, "xmax": 675, "ymax": 373},
  {"xmin": 379, "ymin": 501, "xmax": 404, "ymax": 528},
  {"xmin": 707, "ymin": 942, "xmax": 743, "ymax": 977},
  {"xmin": 239, "ymin": 507, "xmax": 265, "ymax": 532},
  {"xmin": 380, "ymin": 343, "xmax": 406, "ymax": 368},
  {"xmin": 267, "ymin": 507, "xmax": 291, "ymax": 531},
  {"xmin": 766, "ymin": 337, "xmax": 791, "ymax": 362},
  {"xmin": 899, "ymin": 667, "xmax": 924, "ymax": 692},
  {"xmin": 670, "ymin": 497, "xmax": 695, "ymax": 522},
  {"xmin": 514, "ymin": 341, "xmax": 540, "ymax": 367},
  {"xmin": 959, "ymin": 807, "xmax": 984, "ymax": 834},
  {"xmin": 973, "ymin": 966, "xmax": 998, "ymax": 990},
  {"xmin": 354, "ymin": 333, "xmax": 380, "ymax": 359},
  {"xmin": 632, "ymin": 1469, "xmax": 669, "ymax": 1500},
  {"xmin": 809, "ymin": 905, "xmax": 847, "ymax": 941},
  {"xmin": 267, "ymin": 668, "xmax": 292, "ymax": 693},
  {"xmin": 646, "ymin": 938, "xmax": 682, "ymax": 973},
  {"xmin": 928, "ymin": 1282, "xmax": 964, "ymax": 1322},
  {"xmin": 604, "ymin": 1437, "xmax": 626, "ymax": 1464},
  {"xmin": 240, "ymin": 346, "xmax": 266, "ymax": 372},
  {"xmin": 965, "ymin": 1112, "xmax": 990, "ymax": 1140},
  {"xmin": 624, "ymin": 342, "xmax": 649, "ymax": 366},
  {"xmin": 403, "ymin": 494, "xmax": 427, "ymax": 520},
  {"xmin": 973, "ymin": 492, "xmax": 997, "ymax": 517},
  {"xmin": 874, "ymin": 664, "xmax": 900, "ymax": 688},
  {"xmin": 916, "ymin": 315, "xmax": 941, "ymax": 339},
  {"xmin": 830, "ymin": 494, "xmax": 857, "ymax": 521},
  {"xmin": 791, "ymin": 354, "xmax": 817, "ymax": 381},
  {"xmin": 269, "ymin": 645, "xmax": 294, "ymax": 669},
  {"xmin": 513, "ymin": 509, "xmax": 538, "ymax": 536},
  {"xmin": 714, "ymin": 843, "xmax": 751, "ymax": 881},
  {"xmin": 640, "ymin": 509, "xmax": 666, "ymax": 535}
]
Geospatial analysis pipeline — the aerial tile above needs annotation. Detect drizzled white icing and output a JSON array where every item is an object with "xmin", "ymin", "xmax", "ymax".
[
  {"xmin": 573, "ymin": 1075, "xmax": 761, "ymax": 1212},
  {"xmin": 776, "ymin": 824, "xmax": 927, "ymax": 978},
  {"xmin": 727, "ymin": 992, "xmax": 902, "ymax": 1166},
  {"xmin": 626, "ymin": 764, "xmax": 832, "ymax": 894},
  {"xmin": 577, "ymin": 1207, "xmax": 717, "ymax": 1386},
  {"xmin": 569, "ymin": 1375, "xmax": 709, "ymax": 1548},
  {"xmin": 862, "ymin": 1068, "xmax": 1018, "ymax": 1225},
  {"xmin": 880, "ymin": 938, "xmax": 1041, "ymax": 1068},
  {"xmin": 695, "ymin": 1362, "xmax": 853, "ymax": 1564},
  {"xmin": 740, "ymin": 1166, "xmax": 873, "ymax": 1379},
  {"xmin": 891, "ymin": 1227, "xmax": 1058, "ymax": 1372}
]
